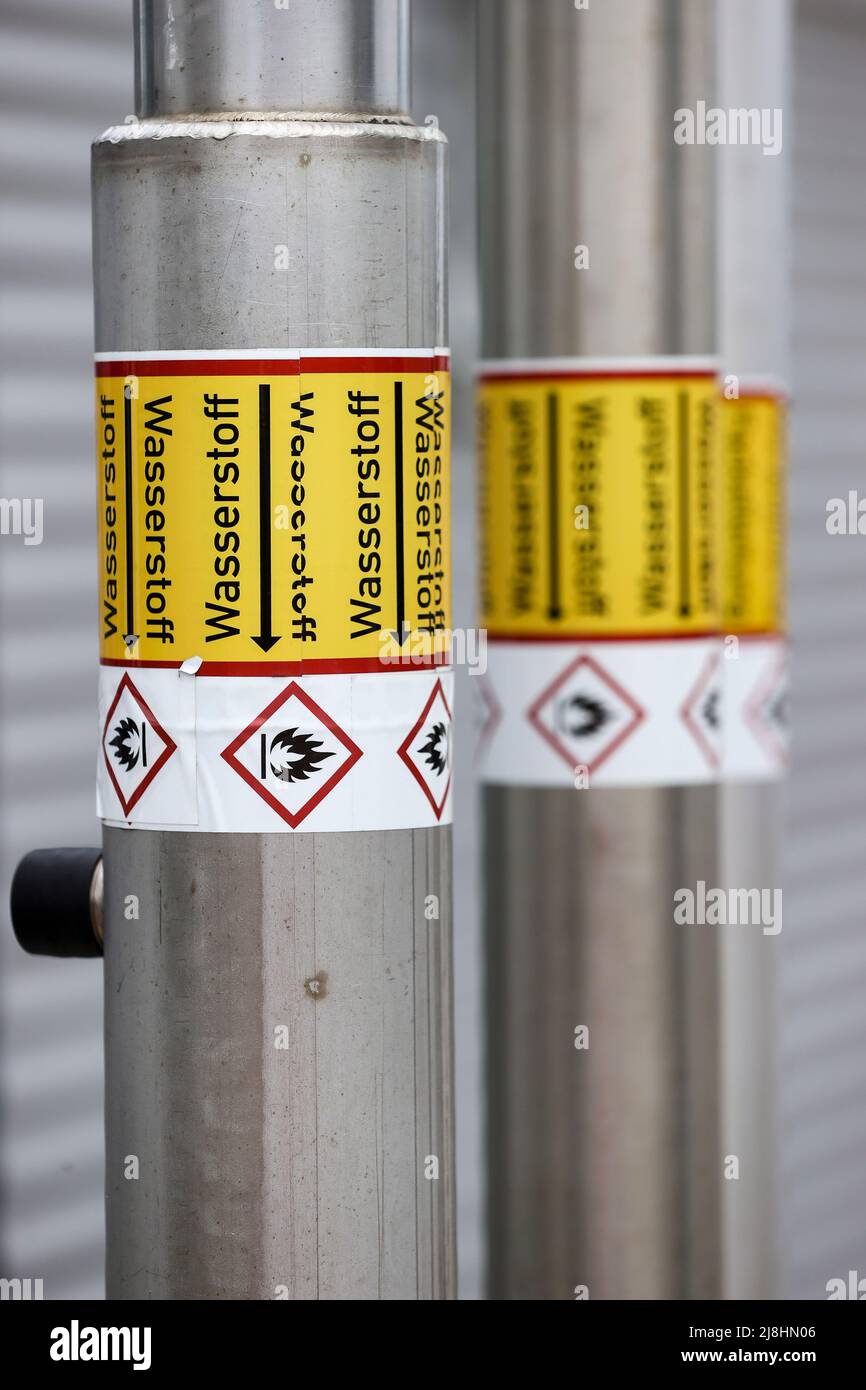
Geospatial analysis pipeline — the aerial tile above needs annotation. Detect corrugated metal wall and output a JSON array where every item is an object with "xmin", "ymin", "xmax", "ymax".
[
  {"xmin": 780, "ymin": 0, "xmax": 866, "ymax": 1299},
  {"xmin": 2, "ymin": 0, "xmax": 866, "ymax": 1304},
  {"xmin": 0, "ymin": 0, "xmax": 131, "ymax": 1299}
]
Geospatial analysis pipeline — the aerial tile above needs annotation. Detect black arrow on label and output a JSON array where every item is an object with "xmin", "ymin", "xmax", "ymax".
[
  {"xmin": 391, "ymin": 380, "xmax": 409, "ymax": 647},
  {"xmin": 123, "ymin": 390, "xmax": 137, "ymax": 650},
  {"xmin": 253, "ymin": 383, "xmax": 281, "ymax": 652},
  {"xmin": 547, "ymin": 391, "xmax": 562, "ymax": 621},
  {"xmin": 678, "ymin": 390, "xmax": 692, "ymax": 619}
]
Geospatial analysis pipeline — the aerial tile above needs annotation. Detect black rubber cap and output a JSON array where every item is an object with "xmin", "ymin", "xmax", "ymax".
[{"xmin": 10, "ymin": 848, "xmax": 103, "ymax": 958}]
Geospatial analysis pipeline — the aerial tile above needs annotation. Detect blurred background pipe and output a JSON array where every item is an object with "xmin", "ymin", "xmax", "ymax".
[
  {"xmin": 478, "ymin": 0, "xmax": 722, "ymax": 1301},
  {"xmin": 718, "ymin": 0, "xmax": 792, "ymax": 1302}
]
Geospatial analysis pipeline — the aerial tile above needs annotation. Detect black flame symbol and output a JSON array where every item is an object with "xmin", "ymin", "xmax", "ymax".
[
  {"xmin": 417, "ymin": 721, "xmax": 449, "ymax": 777},
  {"xmin": 768, "ymin": 691, "xmax": 788, "ymax": 730},
  {"xmin": 110, "ymin": 717, "xmax": 143, "ymax": 772},
  {"xmin": 702, "ymin": 688, "xmax": 721, "ymax": 731},
  {"xmin": 556, "ymin": 694, "xmax": 610, "ymax": 740},
  {"xmin": 269, "ymin": 728, "xmax": 334, "ymax": 784}
]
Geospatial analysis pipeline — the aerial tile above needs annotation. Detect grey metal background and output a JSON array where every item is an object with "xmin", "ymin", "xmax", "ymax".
[
  {"xmin": 780, "ymin": 0, "xmax": 866, "ymax": 1299},
  {"xmin": 0, "ymin": 0, "xmax": 130, "ymax": 1299},
  {"xmin": 1, "ymin": 0, "xmax": 865, "ymax": 1302}
]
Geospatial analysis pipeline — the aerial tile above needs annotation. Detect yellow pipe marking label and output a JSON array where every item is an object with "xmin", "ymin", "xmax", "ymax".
[
  {"xmin": 95, "ymin": 350, "xmax": 451, "ymax": 672},
  {"xmin": 477, "ymin": 360, "xmax": 721, "ymax": 638},
  {"xmin": 722, "ymin": 389, "xmax": 787, "ymax": 635}
]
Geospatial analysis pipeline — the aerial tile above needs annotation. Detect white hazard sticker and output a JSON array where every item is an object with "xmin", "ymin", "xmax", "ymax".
[
  {"xmin": 97, "ymin": 666, "xmax": 454, "ymax": 832},
  {"xmin": 477, "ymin": 639, "xmax": 723, "ymax": 787},
  {"xmin": 527, "ymin": 654, "xmax": 645, "ymax": 778},
  {"xmin": 397, "ymin": 678, "xmax": 453, "ymax": 822},
  {"xmin": 725, "ymin": 637, "xmax": 789, "ymax": 781},
  {"xmin": 101, "ymin": 673, "xmax": 177, "ymax": 815},
  {"xmin": 681, "ymin": 649, "xmax": 723, "ymax": 774},
  {"xmin": 472, "ymin": 673, "xmax": 502, "ymax": 762},
  {"xmin": 222, "ymin": 681, "xmax": 363, "ymax": 830},
  {"xmin": 98, "ymin": 669, "xmax": 197, "ymax": 823}
]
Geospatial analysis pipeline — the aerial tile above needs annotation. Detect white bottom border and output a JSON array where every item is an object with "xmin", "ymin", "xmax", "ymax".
[
  {"xmin": 477, "ymin": 639, "xmax": 723, "ymax": 788},
  {"xmin": 97, "ymin": 667, "xmax": 454, "ymax": 833},
  {"xmin": 725, "ymin": 636, "xmax": 789, "ymax": 782},
  {"xmin": 476, "ymin": 637, "xmax": 788, "ymax": 788}
]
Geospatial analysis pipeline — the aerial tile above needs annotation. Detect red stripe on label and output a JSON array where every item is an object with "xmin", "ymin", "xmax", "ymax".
[
  {"xmin": 486, "ymin": 630, "xmax": 725, "ymax": 644},
  {"xmin": 734, "ymin": 390, "xmax": 789, "ymax": 405},
  {"xmin": 300, "ymin": 355, "xmax": 450, "ymax": 375},
  {"xmin": 95, "ymin": 359, "xmax": 302, "ymax": 378},
  {"xmin": 100, "ymin": 655, "xmax": 452, "ymax": 676},
  {"xmin": 95, "ymin": 354, "xmax": 451, "ymax": 379},
  {"xmin": 479, "ymin": 369, "xmax": 718, "ymax": 385}
]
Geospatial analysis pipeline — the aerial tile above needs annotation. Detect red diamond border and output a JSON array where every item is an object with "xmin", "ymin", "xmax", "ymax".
[
  {"xmin": 474, "ymin": 673, "xmax": 503, "ymax": 764},
  {"xmin": 680, "ymin": 650, "xmax": 723, "ymax": 772},
  {"xmin": 221, "ymin": 680, "xmax": 363, "ymax": 829},
  {"xmin": 102, "ymin": 672, "xmax": 178, "ymax": 817},
  {"xmin": 744, "ymin": 645, "xmax": 789, "ymax": 769},
  {"xmin": 397, "ymin": 678, "xmax": 453, "ymax": 822},
  {"xmin": 527, "ymin": 653, "xmax": 646, "ymax": 777}
]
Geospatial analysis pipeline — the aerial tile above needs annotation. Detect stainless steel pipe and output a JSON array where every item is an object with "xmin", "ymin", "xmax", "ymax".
[
  {"xmin": 135, "ymin": 0, "xmax": 410, "ymax": 117},
  {"xmin": 479, "ymin": 0, "xmax": 721, "ymax": 1301},
  {"xmin": 96, "ymin": 0, "xmax": 455, "ymax": 1300},
  {"xmin": 718, "ymin": 0, "xmax": 791, "ymax": 1301}
]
